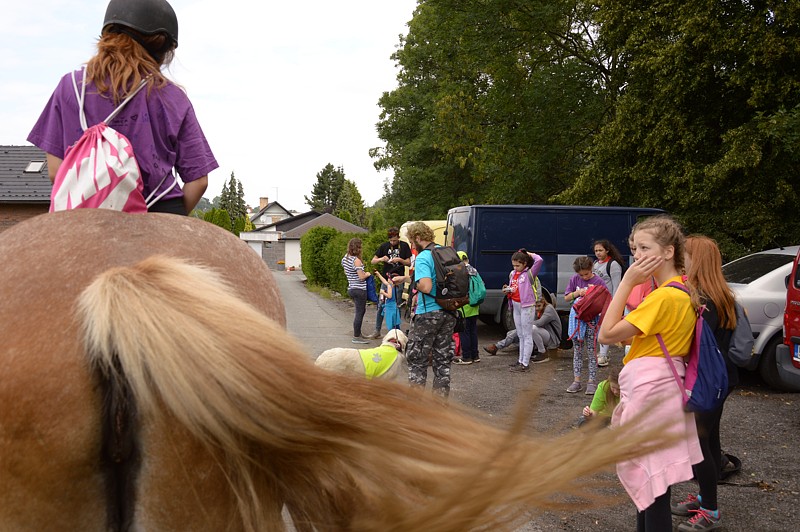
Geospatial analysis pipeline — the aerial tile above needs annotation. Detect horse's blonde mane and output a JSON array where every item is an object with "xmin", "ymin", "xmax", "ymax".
[{"xmin": 79, "ymin": 255, "xmax": 674, "ymax": 532}]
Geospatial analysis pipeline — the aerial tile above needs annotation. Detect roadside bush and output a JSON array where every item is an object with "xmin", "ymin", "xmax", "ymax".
[
  {"xmin": 301, "ymin": 226, "xmax": 410, "ymax": 298},
  {"xmin": 323, "ymin": 232, "xmax": 353, "ymax": 296},
  {"xmin": 203, "ymin": 207, "xmax": 232, "ymax": 232},
  {"xmin": 301, "ymin": 227, "xmax": 339, "ymax": 285}
]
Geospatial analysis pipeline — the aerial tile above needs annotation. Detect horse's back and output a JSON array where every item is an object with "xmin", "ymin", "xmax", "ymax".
[{"xmin": 0, "ymin": 211, "xmax": 284, "ymax": 530}]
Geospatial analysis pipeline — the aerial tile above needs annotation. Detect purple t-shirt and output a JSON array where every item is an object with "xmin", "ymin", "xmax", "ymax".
[
  {"xmin": 28, "ymin": 69, "xmax": 218, "ymax": 203},
  {"xmin": 565, "ymin": 273, "xmax": 607, "ymax": 294}
]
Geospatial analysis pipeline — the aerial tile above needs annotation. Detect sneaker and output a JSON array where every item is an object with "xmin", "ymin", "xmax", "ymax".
[
  {"xmin": 482, "ymin": 344, "xmax": 498, "ymax": 356},
  {"xmin": 585, "ymin": 382, "xmax": 598, "ymax": 395},
  {"xmin": 509, "ymin": 364, "xmax": 529, "ymax": 372},
  {"xmin": 509, "ymin": 361, "xmax": 522, "ymax": 367},
  {"xmin": 453, "ymin": 357, "xmax": 473, "ymax": 365},
  {"xmin": 597, "ymin": 356, "xmax": 609, "ymax": 367},
  {"xmin": 352, "ymin": 337, "xmax": 369, "ymax": 344},
  {"xmin": 566, "ymin": 381, "xmax": 582, "ymax": 393},
  {"xmin": 473, "ymin": 356, "xmax": 481, "ymax": 363},
  {"xmin": 364, "ymin": 330, "xmax": 381, "ymax": 339},
  {"xmin": 677, "ymin": 508, "xmax": 721, "ymax": 531},
  {"xmin": 531, "ymin": 352, "xmax": 550, "ymax": 364},
  {"xmin": 672, "ymin": 494, "xmax": 701, "ymax": 517}
]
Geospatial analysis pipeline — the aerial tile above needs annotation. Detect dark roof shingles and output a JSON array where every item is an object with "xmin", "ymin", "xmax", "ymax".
[{"xmin": 0, "ymin": 146, "xmax": 51, "ymax": 203}]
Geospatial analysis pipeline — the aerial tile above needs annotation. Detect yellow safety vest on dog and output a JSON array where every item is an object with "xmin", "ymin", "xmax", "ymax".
[{"xmin": 359, "ymin": 345, "xmax": 399, "ymax": 380}]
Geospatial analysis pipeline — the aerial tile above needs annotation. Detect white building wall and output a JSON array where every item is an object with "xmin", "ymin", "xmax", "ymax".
[{"xmin": 285, "ymin": 241, "xmax": 302, "ymax": 270}]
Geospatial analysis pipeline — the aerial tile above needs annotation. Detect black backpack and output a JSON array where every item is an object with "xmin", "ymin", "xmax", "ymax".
[
  {"xmin": 606, "ymin": 259, "xmax": 628, "ymax": 278},
  {"xmin": 425, "ymin": 244, "xmax": 470, "ymax": 311}
]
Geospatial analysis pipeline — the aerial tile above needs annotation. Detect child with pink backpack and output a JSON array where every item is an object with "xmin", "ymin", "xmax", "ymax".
[{"xmin": 28, "ymin": 0, "xmax": 216, "ymax": 216}]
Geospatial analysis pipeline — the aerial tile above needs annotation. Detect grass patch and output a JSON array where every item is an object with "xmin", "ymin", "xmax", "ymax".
[{"xmin": 305, "ymin": 282, "xmax": 343, "ymax": 301}]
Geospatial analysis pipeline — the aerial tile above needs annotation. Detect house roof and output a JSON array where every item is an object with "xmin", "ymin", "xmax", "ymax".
[
  {"xmin": 249, "ymin": 200, "xmax": 293, "ymax": 222},
  {"xmin": 252, "ymin": 209, "xmax": 322, "ymax": 232},
  {"xmin": 0, "ymin": 145, "xmax": 51, "ymax": 203},
  {"xmin": 282, "ymin": 212, "xmax": 367, "ymax": 240}
]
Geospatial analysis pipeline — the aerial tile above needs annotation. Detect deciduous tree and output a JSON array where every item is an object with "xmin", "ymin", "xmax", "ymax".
[
  {"xmin": 563, "ymin": 0, "xmax": 800, "ymax": 256},
  {"xmin": 374, "ymin": 0, "xmax": 609, "ymax": 218}
]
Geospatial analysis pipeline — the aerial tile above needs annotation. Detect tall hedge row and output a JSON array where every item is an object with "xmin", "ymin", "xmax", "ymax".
[
  {"xmin": 300, "ymin": 227, "xmax": 388, "ymax": 298},
  {"xmin": 300, "ymin": 227, "xmax": 339, "ymax": 286}
]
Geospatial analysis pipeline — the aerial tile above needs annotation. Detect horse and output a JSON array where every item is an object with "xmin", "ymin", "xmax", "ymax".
[{"xmin": 0, "ymin": 210, "xmax": 673, "ymax": 531}]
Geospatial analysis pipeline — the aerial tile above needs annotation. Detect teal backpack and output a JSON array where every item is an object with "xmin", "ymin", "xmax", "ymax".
[{"xmin": 468, "ymin": 270, "xmax": 486, "ymax": 306}]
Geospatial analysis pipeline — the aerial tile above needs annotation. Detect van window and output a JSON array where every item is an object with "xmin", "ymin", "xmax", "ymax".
[
  {"xmin": 723, "ymin": 253, "xmax": 794, "ymax": 284},
  {"xmin": 448, "ymin": 211, "xmax": 470, "ymax": 251},
  {"xmin": 479, "ymin": 210, "xmax": 556, "ymax": 252}
]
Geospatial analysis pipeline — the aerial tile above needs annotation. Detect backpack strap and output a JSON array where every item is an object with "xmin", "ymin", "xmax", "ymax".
[
  {"xmin": 71, "ymin": 67, "xmax": 148, "ymax": 131},
  {"xmin": 527, "ymin": 269, "xmax": 541, "ymax": 301},
  {"xmin": 656, "ymin": 333, "xmax": 690, "ymax": 401},
  {"xmin": 417, "ymin": 244, "xmax": 436, "ymax": 313},
  {"xmin": 665, "ymin": 280, "xmax": 688, "ymax": 293},
  {"xmin": 665, "ymin": 281, "xmax": 705, "ymax": 316},
  {"xmin": 143, "ymin": 172, "xmax": 179, "ymax": 207}
]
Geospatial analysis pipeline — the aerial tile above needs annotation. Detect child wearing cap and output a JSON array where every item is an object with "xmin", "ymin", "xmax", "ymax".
[{"xmin": 453, "ymin": 251, "xmax": 482, "ymax": 365}]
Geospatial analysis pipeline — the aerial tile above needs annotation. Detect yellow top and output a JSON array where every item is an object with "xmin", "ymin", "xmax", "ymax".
[
  {"xmin": 623, "ymin": 276, "xmax": 695, "ymax": 365},
  {"xmin": 359, "ymin": 345, "xmax": 400, "ymax": 380}
]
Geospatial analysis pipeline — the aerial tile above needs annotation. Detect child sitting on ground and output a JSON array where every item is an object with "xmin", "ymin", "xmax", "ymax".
[{"xmin": 577, "ymin": 367, "xmax": 621, "ymax": 428}]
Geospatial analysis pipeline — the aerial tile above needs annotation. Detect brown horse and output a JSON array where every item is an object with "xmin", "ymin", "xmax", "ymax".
[{"xmin": 0, "ymin": 210, "xmax": 671, "ymax": 531}]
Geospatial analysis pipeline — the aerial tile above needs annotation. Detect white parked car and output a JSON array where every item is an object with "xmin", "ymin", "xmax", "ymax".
[{"xmin": 722, "ymin": 246, "xmax": 800, "ymax": 389}]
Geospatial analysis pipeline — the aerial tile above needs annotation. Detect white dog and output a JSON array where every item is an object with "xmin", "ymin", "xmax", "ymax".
[{"xmin": 315, "ymin": 330, "xmax": 408, "ymax": 381}]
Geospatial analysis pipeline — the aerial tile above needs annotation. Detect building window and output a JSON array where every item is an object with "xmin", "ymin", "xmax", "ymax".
[{"xmin": 24, "ymin": 161, "xmax": 45, "ymax": 173}]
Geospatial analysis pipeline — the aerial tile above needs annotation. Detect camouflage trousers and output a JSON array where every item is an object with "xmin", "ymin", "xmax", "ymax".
[{"xmin": 406, "ymin": 310, "xmax": 457, "ymax": 397}]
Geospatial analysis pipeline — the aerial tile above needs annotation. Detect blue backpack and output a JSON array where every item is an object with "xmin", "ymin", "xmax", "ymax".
[{"xmin": 657, "ymin": 282, "xmax": 729, "ymax": 413}]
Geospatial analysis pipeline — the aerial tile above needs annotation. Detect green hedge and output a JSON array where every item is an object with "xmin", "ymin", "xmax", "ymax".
[
  {"xmin": 300, "ymin": 227, "xmax": 388, "ymax": 298},
  {"xmin": 300, "ymin": 226, "xmax": 339, "ymax": 286}
]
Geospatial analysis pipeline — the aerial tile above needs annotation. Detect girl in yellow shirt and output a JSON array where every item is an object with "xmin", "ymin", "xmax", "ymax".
[{"xmin": 599, "ymin": 215, "xmax": 702, "ymax": 532}]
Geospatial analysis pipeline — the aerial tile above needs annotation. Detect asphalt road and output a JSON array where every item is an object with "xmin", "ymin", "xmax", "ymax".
[{"xmin": 274, "ymin": 270, "xmax": 800, "ymax": 531}]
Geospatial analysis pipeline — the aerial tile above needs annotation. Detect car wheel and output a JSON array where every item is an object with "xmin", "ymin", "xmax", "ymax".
[{"xmin": 759, "ymin": 335, "xmax": 789, "ymax": 391}]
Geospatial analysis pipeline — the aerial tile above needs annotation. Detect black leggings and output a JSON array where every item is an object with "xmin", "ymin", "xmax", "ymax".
[
  {"xmin": 691, "ymin": 389, "xmax": 731, "ymax": 511},
  {"xmin": 148, "ymin": 197, "xmax": 187, "ymax": 215},
  {"xmin": 348, "ymin": 288, "xmax": 367, "ymax": 337},
  {"xmin": 636, "ymin": 487, "xmax": 672, "ymax": 532}
]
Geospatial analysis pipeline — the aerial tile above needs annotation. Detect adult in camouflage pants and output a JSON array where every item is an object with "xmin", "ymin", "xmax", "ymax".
[
  {"xmin": 404, "ymin": 222, "xmax": 457, "ymax": 398},
  {"xmin": 406, "ymin": 311, "xmax": 457, "ymax": 397}
]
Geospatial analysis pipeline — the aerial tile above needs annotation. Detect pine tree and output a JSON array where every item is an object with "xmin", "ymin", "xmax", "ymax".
[
  {"xmin": 218, "ymin": 172, "xmax": 248, "ymax": 227},
  {"xmin": 334, "ymin": 179, "xmax": 366, "ymax": 227},
  {"xmin": 304, "ymin": 164, "xmax": 346, "ymax": 213}
]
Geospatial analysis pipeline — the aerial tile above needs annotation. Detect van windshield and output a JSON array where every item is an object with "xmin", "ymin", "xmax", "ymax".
[
  {"xmin": 722, "ymin": 253, "xmax": 794, "ymax": 284},
  {"xmin": 448, "ymin": 210, "xmax": 470, "ymax": 251}
]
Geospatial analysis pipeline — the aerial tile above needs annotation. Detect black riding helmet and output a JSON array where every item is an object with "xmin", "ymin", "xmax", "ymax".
[{"xmin": 103, "ymin": 0, "xmax": 179, "ymax": 54}]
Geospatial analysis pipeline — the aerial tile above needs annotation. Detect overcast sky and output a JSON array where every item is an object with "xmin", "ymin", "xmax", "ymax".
[{"xmin": 0, "ymin": 0, "xmax": 417, "ymax": 212}]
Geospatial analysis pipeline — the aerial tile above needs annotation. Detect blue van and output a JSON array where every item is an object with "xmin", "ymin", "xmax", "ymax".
[{"xmin": 445, "ymin": 205, "xmax": 664, "ymax": 329}]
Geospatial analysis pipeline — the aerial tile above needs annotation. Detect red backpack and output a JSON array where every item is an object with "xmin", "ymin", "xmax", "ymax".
[{"xmin": 572, "ymin": 284, "xmax": 612, "ymax": 323}]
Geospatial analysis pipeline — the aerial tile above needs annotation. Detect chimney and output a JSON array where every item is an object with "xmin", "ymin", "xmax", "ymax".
[{"xmin": 259, "ymin": 196, "xmax": 269, "ymax": 210}]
